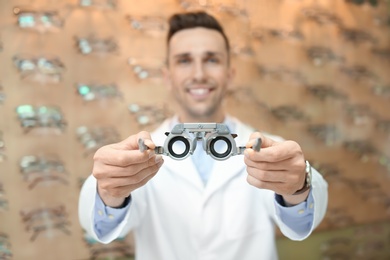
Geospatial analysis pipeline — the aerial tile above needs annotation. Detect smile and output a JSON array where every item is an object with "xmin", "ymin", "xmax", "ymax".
[{"xmin": 189, "ymin": 88, "xmax": 211, "ymax": 95}]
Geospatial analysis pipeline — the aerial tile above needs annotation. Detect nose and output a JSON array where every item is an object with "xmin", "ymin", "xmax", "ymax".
[{"xmin": 192, "ymin": 60, "xmax": 206, "ymax": 82}]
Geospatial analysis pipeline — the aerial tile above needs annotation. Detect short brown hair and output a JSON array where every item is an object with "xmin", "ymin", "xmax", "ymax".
[{"xmin": 167, "ymin": 11, "xmax": 230, "ymax": 54}]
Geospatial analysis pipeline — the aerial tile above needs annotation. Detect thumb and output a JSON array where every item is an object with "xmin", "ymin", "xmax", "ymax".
[
  {"xmin": 118, "ymin": 131, "xmax": 154, "ymax": 150},
  {"xmin": 246, "ymin": 132, "xmax": 277, "ymax": 149}
]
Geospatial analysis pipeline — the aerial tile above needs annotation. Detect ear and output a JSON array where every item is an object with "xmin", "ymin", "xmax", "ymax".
[{"xmin": 226, "ymin": 67, "xmax": 236, "ymax": 90}]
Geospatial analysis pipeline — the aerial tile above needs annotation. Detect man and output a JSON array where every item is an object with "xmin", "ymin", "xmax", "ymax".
[{"xmin": 79, "ymin": 11, "xmax": 328, "ymax": 260}]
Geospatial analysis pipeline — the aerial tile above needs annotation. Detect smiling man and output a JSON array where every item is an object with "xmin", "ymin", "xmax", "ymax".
[
  {"xmin": 79, "ymin": 11, "xmax": 328, "ymax": 260},
  {"xmin": 166, "ymin": 26, "xmax": 233, "ymax": 123}
]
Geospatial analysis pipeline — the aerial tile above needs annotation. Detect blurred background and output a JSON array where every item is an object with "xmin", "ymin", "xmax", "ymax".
[{"xmin": 0, "ymin": 0, "xmax": 389, "ymax": 259}]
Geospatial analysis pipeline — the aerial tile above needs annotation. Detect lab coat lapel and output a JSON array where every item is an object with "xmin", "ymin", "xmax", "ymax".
[
  {"xmin": 163, "ymin": 157, "xmax": 205, "ymax": 191},
  {"xmin": 203, "ymin": 119, "xmax": 253, "ymax": 201},
  {"xmin": 152, "ymin": 119, "xmax": 204, "ymax": 191},
  {"xmin": 203, "ymin": 155, "xmax": 245, "ymax": 201}
]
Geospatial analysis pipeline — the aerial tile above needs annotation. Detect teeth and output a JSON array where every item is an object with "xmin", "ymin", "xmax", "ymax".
[{"xmin": 190, "ymin": 89, "xmax": 209, "ymax": 95}]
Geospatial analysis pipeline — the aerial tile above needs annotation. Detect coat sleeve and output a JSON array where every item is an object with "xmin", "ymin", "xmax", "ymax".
[
  {"xmin": 78, "ymin": 174, "xmax": 145, "ymax": 244},
  {"xmin": 268, "ymin": 168, "xmax": 328, "ymax": 241}
]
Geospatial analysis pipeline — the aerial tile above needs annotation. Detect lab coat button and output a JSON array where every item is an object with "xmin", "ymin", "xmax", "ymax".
[
  {"xmin": 298, "ymin": 209, "xmax": 305, "ymax": 214},
  {"xmin": 98, "ymin": 210, "xmax": 103, "ymax": 216},
  {"xmin": 108, "ymin": 214, "xmax": 114, "ymax": 219}
]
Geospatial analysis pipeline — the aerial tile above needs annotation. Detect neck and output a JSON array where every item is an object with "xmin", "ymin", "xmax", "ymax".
[{"xmin": 177, "ymin": 112, "xmax": 226, "ymax": 123}]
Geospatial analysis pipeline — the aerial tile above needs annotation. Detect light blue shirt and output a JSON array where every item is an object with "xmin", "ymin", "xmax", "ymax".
[{"xmin": 93, "ymin": 118, "xmax": 314, "ymax": 238}]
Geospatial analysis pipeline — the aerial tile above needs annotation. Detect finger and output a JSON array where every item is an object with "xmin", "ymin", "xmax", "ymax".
[
  {"xmin": 111, "ymin": 155, "xmax": 163, "ymax": 178},
  {"xmin": 94, "ymin": 155, "xmax": 164, "ymax": 178},
  {"xmin": 99, "ymin": 159, "xmax": 164, "ymax": 188},
  {"xmin": 246, "ymin": 166, "xmax": 287, "ymax": 182},
  {"xmin": 94, "ymin": 148, "xmax": 154, "ymax": 167},
  {"xmin": 244, "ymin": 156, "xmax": 297, "ymax": 171},
  {"xmin": 102, "ymin": 170, "xmax": 159, "ymax": 198},
  {"xmin": 246, "ymin": 132, "xmax": 276, "ymax": 149},
  {"xmin": 117, "ymin": 131, "xmax": 155, "ymax": 150},
  {"xmin": 246, "ymin": 140, "xmax": 302, "ymax": 163},
  {"xmin": 247, "ymin": 174, "xmax": 283, "ymax": 191}
]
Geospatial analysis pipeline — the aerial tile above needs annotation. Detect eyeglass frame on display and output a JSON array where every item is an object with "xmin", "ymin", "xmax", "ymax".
[{"xmin": 13, "ymin": 7, "xmax": 64, "ymax": 33}]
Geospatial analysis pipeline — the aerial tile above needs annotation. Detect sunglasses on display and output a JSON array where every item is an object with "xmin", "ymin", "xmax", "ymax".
[
  {"xmin": 310, "ymin": 161, "xmax": 341, "ymax": 181},
  {"xmin": 76, "ymin": 83, "xmax": 123, "ymax": 101},
  {"xmin": 19, "ymin": 155, "xmax": 66, "ymax": 175},
  {"xmin": 324, "ymin": 207, "xmax": 356, "ymax": 229},
  {"xmin": 19, "ymin": 155, "xmax": 68, "ymax": 189},
  {"xmin": 138, "ymin": 123, "xmax": 261, "ymax": 161},
  {"xmin": 15, "ymin": 105, "xmax": 67, "ymax": 133},
  {"xmin": 178, "ymin": 0, "xmax": 214, "ymax": 11},
  {"xmin": 83, "ymin": 233, "xmax": 133, "ymax": 257},
  {"xmin": 21, "ymin": 206, "xmax": 68, "ymax": 224},
  {"xmin": 301, "ymin": 6, "xmax": 343, "ymax": 27},
  {"xmin": 343, "ymin": 140, "xmax": 390, "ymax": 171},
  {"xmin": 0, "ymin": 232, "xmax": 12, "ymax": 260},
  {"xmin": 128, "ymin": 103, "xmax": 171, "ymax": 127},
  {"xmin": 321, "ymin": 230, "xmax": 390, "ymax": 260},
  {"xmin": 76, "ymin": 126, "xmax": 120, "ymax": 156},
  {"xmin": 340, "ymin": 65, "xmax": 378, "ymax": 84},
  {"xmin": 13, "ymin": 55, "xmax": 65, "ymax": 83},
  {"xmin": 29, "ymin": 222, "xmax": 71, "ymax": 242},
  {"xmin": 343, "ymin": 140, "xmax": 378, "ymax": 159},
  {"xmin": 339, "ymin": 27, "xmax": 377, "ymax": 46},
  {"xmin": 0, "ymin": 85, "xmax": 6, "ymax": 105},
  {"xmin": 226, "ymin": 87, "xmax": 269, "ymax": 113},
  {"xmin": 0, "ymin": 198, "xmax": 8, "ymax": 212},
  {"xmin": 89, "ymin": 245, "xmax": 134, "ymax": 259},
  {"xmin": 372, "ymin": 14, "xmax": 390, "ymax": 27},
  {"xmin": 231, "ymin": 42, "xmax": 256, "ymax": 58},
  {"xmin": 345, "ymin": 0, "xmax": 379, "ymax": 7},
  {"xmin": 128, "ymin": 58, "xmax": 164, "ymax": 81},
  {"xmin": 306, "ymin": 124, "xmax": 340, "ymax": 146},
  {"xmin": 305, "ymin": 46, "xmax": 345, "ymax": 67},
  {"xmin": 343, "ymin": 103, "xmax": 377, "ymax": 125},
  {"xmin": 20, "ymin": 206, "xmax": 70, "ymax": 241},
  {"xmin": 13, "ymin": 7, "xmax": 64, "ymax": 33},
  {"xmin": 0, "ymin": 183, "xmax": 4, "ymax": 197},
  {"xmin": 269, "ymin": 105, "xmax": 310, "ymax": 122},
  {"xmin": 216, "ymin": 4, "xmax": 248, "ymax": 18},
  {"xmin": 321, "ymin": 236, "xmax": 352, "ymax": 252},
  {"xmin": 257, "ymin": 65, "xmax": 307, "ymax": 85},
  {"xmin": 376, "ymin": 119, "xmax": 390, "ymax": 133},
  {"xmin": 0, "ymin": 131, "xmax": 5, "ymax": 163},
  {"xmin": 126, "ymin": 15, "xmax": 167, "ymax": 35},
  {"xmin": 78, "ymin": 0, "xmax": 118, "ymax": 9},
  {"xmin": 305, "ymin": 84, "xmax": 348, "ymax": 101},
  {"xmin": 27, "ymin": 175, "xmax": 69, "ymax": 190},
  {"xmin": 371, "ymin": 48, "xmax": 390, "ymax": 62},
  {"xmin": 350, "ymin": 183, "xmax": 390, "ymax": 217},
  {"xmin": 251, "ymin": 27, "xmax": 305, "ymax": 42},
  {"xmin": 74, "ymin": 35, "xmax": 118, "ymax": 55}
]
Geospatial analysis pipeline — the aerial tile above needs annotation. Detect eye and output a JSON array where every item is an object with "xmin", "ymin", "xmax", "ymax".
[
  {"xmin": 206, "ymin": 56, "xmax": 219, "ymax": 63},
  {"xmin": 177, "ymin": 57, "xmax": 191, "ymax": 64}
]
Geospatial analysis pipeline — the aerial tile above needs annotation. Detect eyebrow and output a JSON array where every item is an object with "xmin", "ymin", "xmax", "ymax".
[{"xmin": 173, "ymin": 51, "xmax": 225, "ymax": 59}]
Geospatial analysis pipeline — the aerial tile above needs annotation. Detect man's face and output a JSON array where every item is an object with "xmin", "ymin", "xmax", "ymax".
[{"xmin": 165, "ymin": 27, "xmax": 234, "ymax": 122}]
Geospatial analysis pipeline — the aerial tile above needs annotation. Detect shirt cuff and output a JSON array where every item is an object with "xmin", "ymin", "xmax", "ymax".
[
  {"xmin": 274, "ymin": 189, "xmax": 315, "ymax": 218},
  {"xmin": 94, "ymin": 193, "xmax": 131, "ymax": 223}
]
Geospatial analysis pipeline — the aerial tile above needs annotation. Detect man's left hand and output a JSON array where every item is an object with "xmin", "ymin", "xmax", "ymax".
[{"xmin": 244, "ymin": 132, "xmax": 310, "ymax": 205}]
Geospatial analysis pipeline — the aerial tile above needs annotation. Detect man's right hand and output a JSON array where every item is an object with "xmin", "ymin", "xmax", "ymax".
[{"xmin": 92, "ymin": 131, "xmax": 164, "ymax": 207}]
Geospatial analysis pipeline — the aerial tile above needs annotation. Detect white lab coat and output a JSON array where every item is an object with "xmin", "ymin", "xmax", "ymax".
[{"xmin": 79, "ymin": 117, "xmax": 328, "ymax": 260}]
